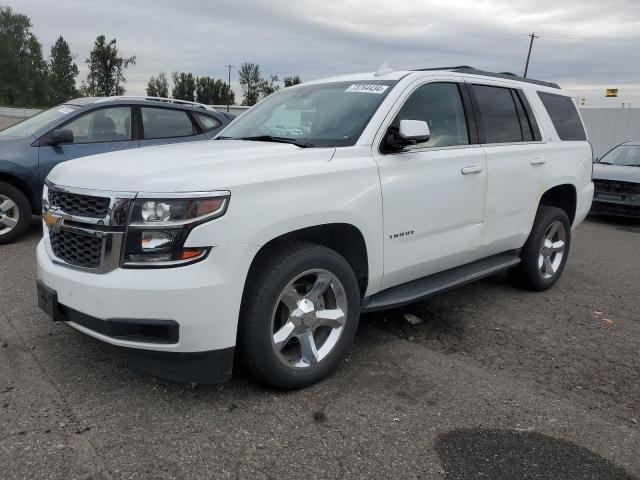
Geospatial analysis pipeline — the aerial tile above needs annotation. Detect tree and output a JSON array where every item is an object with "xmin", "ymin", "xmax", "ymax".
[
  {"xmin": 171, "ymin": 72, "xmax": 196, "ymax": 101},
  {"xmin": 0, "ymin": 6, "xmax": 50, "ymax": 107},
  {"xmin": 49, "ymin": 36, "xmax": 79, "ymax": 103},
  {"xmin": 260, "ymin": 74, "xmax": 280, "ymax": 98},
  {"xmin": 146, "ymin": 72, "xmax": 169, "ymax": 97},
  {"xmin": 238, "ymin": 63, "xmax": 262, "ymax": 106},
  {"xmin": 195, "ymin": 76, "xmax": 235, "ymax": 105},
  {"xmin": 283, "ymin": 75, "xmax": 302, "ymax": 87},
  {"xmin": 83, "ymin": 35, "xmax": 136, "ymax": 96}
]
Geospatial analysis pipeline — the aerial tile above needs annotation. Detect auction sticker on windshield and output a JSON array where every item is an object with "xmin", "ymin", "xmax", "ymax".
[{"xmin": 345, "ymin": 84, "xmax": 389, "ymax": 94}]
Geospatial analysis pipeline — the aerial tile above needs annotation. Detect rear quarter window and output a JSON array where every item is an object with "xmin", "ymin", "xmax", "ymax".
[{"xmin": 537, "ymin": 92, "xmax": 587, "ymax": 141}]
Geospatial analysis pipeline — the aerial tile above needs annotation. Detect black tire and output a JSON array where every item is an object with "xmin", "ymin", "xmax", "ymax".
[
  {"xmin": 0, "ymin": 181, "xmax": 32, "ymax": 245},
  {"xmin": 239, "ymin": 242, "xmax": 361, "ymax": 390},
  {"xmin": 509, "ymin": 206, "xmax": 571, "ymax": 291}
]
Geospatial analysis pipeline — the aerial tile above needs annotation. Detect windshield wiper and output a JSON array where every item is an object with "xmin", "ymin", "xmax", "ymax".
[
  {"xmin": 234, "ymin": 135, "xmax": 316, "ymax": 148},
  {"xmin": 597, "ymin": 161, "xmax": 613, "ymax": 165}
]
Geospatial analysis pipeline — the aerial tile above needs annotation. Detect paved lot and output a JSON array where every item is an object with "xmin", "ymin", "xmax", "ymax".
[{"xmin": 1, "ymin": 216, "xmax": 639, "ymax": 479}]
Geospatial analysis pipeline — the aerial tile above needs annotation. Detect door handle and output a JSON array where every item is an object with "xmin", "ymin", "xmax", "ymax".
[
  {"xmin": 461, "ymin": 165, "xmax": 483, "ymax": 175},
  {"xmin": 530, "ymin": 158, "xmax": 546, "ymax": 166}
]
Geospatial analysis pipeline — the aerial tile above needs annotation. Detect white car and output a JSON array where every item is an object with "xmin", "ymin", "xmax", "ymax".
[{"xmin": 36, "ymin": 66, "xmax": 594, "ymax": 389}]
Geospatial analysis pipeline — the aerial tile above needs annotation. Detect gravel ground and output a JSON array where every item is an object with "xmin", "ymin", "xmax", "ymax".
[{"xmin": 1, "ymin": 216, "xmax": 639, "ymax": 479}]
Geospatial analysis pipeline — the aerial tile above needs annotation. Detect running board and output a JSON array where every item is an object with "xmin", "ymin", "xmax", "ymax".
[{"xmin": 362, "ymin": 250, "xmax": 521, "ymax": 312}]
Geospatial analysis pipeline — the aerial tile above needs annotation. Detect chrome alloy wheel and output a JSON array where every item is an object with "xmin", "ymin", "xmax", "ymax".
[
  {"xmin": 271, "ymin": 269, "xmax": 348, "ymax": 368},
  {"xmin": 0, "ymin": 194, "xmax": 19, "ymax": 236},
  {"xmin": 538, "ymin": 220, "xmax": 566, "ymax": 279}
]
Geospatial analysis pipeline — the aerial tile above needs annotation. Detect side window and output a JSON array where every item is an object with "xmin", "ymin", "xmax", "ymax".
[
  {"xmin": 537, "ymin": 92, "xmax": 587, "ymax": 141},
  {"xmin": 194, "ymin": 112, "xmax": 222, "ymax": 132},
  {"xmin": 391, "ymin": 82, "xmax": 469, "ymax": 149},
  {"xmin": 141, "ymin": 108, "xmax": 197, "ymax": 139},
  {"xmin": 63, "ymin": 107, "xmax": 132, "ymax": 143},
  {"xmin": 472, "ymin": 85, "xmax": 523, "ymax": 143}
]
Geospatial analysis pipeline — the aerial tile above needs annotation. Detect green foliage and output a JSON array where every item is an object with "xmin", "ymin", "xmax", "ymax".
[
  {"xmin": 195, "ymin": 76, "xmax": 235, "ymax": 105},
  {"xmin": 283, "ymin": 75, "xmax": 302, "ymax": 87},
  {"xmin": 171, "ymin": 71, "xmax": 196, "ymax": 101},
  {"xmin": 146, "ymin": 72, "xmax": 169, "ymax": 98},
  {"xmin": 84, "ymin": 35, "xmax": 136, "ymax": 96},
  {"xmin": 238, "ymin": 63, "xmax": 262, "ymax": 106},
  {"xmin": 49, "ymin": 36, "xmax": 79, "ymax": 103},
  {"xmin": 0, "ymin": 6, "xmax": 50, "ymax": 107},
  {"xmin": 260, "ymin": 74, "xmax": 280, "ymax": 98}
]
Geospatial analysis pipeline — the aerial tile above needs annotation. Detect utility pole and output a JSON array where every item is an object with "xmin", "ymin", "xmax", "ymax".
[
  {"xmin": 225, "ymin": 64, "xmax": 234, "ymax": 113},
  {"xmin": 523, "ymin": 33, "xmax": 538, "ymax": 78}
]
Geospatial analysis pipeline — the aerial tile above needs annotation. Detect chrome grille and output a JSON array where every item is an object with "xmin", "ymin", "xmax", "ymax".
[
  {"xmin": 48, "ymin": 189, "xmax": 111, "ymax": 218},
  {"xmin": 49, "ymin": 230, "xmax": 103, "ymax": 268}
]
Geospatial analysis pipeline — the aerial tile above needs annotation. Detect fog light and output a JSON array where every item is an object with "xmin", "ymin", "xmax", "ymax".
[{"xmin": 141, "ymin": 231, "xmax": 174, "ymax": 250}]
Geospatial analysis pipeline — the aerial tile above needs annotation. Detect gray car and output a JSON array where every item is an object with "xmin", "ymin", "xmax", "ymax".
[
  {"xmin": 0, "ymin": 96, "xmax": 233, "ymax": 243},
  {"xmin": 591, "ymin": 141, "xmax": 640, "ymax": 218}
]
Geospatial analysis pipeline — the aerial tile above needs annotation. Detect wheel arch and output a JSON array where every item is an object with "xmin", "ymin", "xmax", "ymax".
[
  {"xmin": 0, "ymin": 172, "xmax": 37, "ymax": 213},
  {"xmin": 246, "ymin": 223, "xmax": 370, "ymax": 298},
  {"xmin": 539, "ymin": 183, "xmax": 577, "ymax": 224}
]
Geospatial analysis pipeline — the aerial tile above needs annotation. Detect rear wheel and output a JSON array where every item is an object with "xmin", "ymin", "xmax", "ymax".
[
  {"xmin": 0, "ymin": 182, "xmax": 31, "ymax": 245},
  {"xmin": 509, "ymin": 206, "xmax": 571, "ymax": 291},
  {"xmin": 239, "ymin": 242, "xmax": 361, "ymax": 389}
]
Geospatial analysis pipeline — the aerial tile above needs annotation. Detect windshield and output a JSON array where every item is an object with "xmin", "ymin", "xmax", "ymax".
[
  {"xmin": 599, "ymin": 145, "xmax": 640, "ymax": 167},
  {"xmin": 219, "ymin": 80, "xmax": 397, "ymax": 147},
  {"xmin": 0, "ymin": 104, "xmax": 79, "ymax": 138}
]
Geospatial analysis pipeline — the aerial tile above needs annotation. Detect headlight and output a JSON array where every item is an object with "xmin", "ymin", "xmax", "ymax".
[{"xmin": 123, "ymin": 195, "xmax": 229, "ymax": 268}]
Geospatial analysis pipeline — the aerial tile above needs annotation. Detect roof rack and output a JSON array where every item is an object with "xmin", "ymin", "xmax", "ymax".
[
  {"xmin": 93, "ymin": 96, "xmax": 218, "ymax": 111},
  {"xmin": 412, "ymin": 66, "xmax": 560, "ymax": 89}
]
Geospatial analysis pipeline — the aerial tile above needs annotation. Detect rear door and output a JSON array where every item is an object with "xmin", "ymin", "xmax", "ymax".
[
  {"xmin": 138, "ymin": 107, "xmax": 213, "ymax": 147},
  {"xmin": 38, "ymin": 106, "xmax": 138, "ymax": 182},
  {"xmin": 373, "ymin": 78, "xmax": 487, "ymax": 289},
  {"xmin": 466, "ymin": 80, "xmax": 546, "ymax": 255}
]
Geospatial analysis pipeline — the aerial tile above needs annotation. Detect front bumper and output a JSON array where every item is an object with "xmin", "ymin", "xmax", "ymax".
[
  {"xmin": 590, "ymin": 198, "xmax": 640, "ymax": 218},
  {"xmin": 37, "ymin": 239, "xmax": 259, "ymax": 354}
]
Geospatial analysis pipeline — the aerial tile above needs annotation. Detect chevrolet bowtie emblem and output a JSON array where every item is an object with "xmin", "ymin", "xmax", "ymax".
[{"xmin": 43, "ymin": 209, "xmax": 63, "ymax": 233}]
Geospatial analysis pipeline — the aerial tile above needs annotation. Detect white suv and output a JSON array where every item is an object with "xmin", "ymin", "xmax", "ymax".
[{"xmin": 36, "ymin": 66, "xmax": 594, "ymax": 389}]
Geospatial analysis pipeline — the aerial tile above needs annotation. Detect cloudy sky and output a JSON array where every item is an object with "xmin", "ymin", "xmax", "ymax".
[{"xmin": 9, "ymin": 0, "xmax": 640, "ymax": 107}]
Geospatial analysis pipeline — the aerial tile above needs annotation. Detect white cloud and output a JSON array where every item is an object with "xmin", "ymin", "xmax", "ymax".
[{"xmin": 8, "ymin": 0, "xmax": 640, "ymax": 106}]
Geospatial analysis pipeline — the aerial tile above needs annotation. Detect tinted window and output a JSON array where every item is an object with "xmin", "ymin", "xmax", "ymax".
[
  {"xmin": 64, "ymin": 107, "xmax": 132, "ymax": 143},
  {"xmin": 391, "ymin": 82, "xmax": 469, "ymax": 149},
  {"xmin": 141, "ymin": 108, "xmax": 196, "ymax": 139},
  {"xmin": 472, "ymin": 85, "xmax": 523, "ymax": 143},
  {"xmin": 537, "ymin": 92, "xmax": 586, "ymax": 141},
  {"xmin": 194, "ymin": 112, "xmax": 222, "ymax": 132}
]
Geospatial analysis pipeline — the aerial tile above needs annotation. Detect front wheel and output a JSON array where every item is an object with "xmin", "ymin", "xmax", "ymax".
[
  {"xmin": 0, "ymin": 182, "xmax": 32, "ymax": 245},
  {"xmin": 239, "ymin": 242, "xmax": 361, "ymax": 390},
  {"xmin": 509, "ymin": 206, "xmax": 571, "ymax": 291}
]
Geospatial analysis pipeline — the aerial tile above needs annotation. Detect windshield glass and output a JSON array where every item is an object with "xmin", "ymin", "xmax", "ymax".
[
  {"xmin": 600, "ymin": 145, "xmax": 640, "ymax": 167},
  {"xmin": 0, "ymin": 104, "xmax": 79, "ymax": 138},
  {"xmin": 219, "ymin": 80, "xmax": 397, "ymax": 147}
]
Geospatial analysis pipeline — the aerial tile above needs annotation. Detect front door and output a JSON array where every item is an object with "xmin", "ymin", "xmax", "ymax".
[
  {"xmin": 38, "ymin": 106, "xmax": 139, "ymax": 182},
  {"xmin": 373, "ymin": 80, "xmax": 487, "ymax": 289}
]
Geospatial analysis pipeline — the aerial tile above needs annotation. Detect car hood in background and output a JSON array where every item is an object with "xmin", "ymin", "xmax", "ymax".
[
  {"xmin": 47, "ymin": 140, "xmax": 336, "ymax": 193},
  {"xmin": 593, "ymin": 164, "xmax": 640, "ymax": 184}
]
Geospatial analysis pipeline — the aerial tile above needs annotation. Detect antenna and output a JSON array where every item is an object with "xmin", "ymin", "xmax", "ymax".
[{"xmin": 374, "ymin": 62, "xmax": 394, "ymax": 76}]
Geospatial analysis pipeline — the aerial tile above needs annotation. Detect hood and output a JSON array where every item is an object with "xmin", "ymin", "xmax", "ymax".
[
  {"xmin": 48, "ymin": 140, "xmax": 336, "ymax": 192},
  {"xmin": 593, "ymin": 163, "xmax": 640, "ymax": 184}
]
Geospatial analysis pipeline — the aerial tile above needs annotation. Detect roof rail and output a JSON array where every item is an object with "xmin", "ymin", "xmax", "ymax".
[
  {"xmin": 93, "ymin": 96, "xmax": 218, "ymax": 111},
  {"xmin": 412, "ymin": 66, "xmax": 560, "ymax": 89}
]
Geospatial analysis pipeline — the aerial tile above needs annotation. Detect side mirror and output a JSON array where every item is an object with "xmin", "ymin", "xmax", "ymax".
[
  {"xmin": 43, "ymin": 128, "xmax": 74, "ymax": 146},
  {"xmin": 398, "ymin": 120, "xmax": 430, "ymax": 142},
  {"xmin": 382, "ymin": 119, "xmax": 431, "ymax": 153}
]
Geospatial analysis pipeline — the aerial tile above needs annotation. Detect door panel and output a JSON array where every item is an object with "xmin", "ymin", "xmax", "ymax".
[
  {"xmin": 38, "ymin": 106, "xmax": 138, "ymax": 182},
  {"xmin": 375, "ymin": 146, "xmax": 487, "ymax": 289}
]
